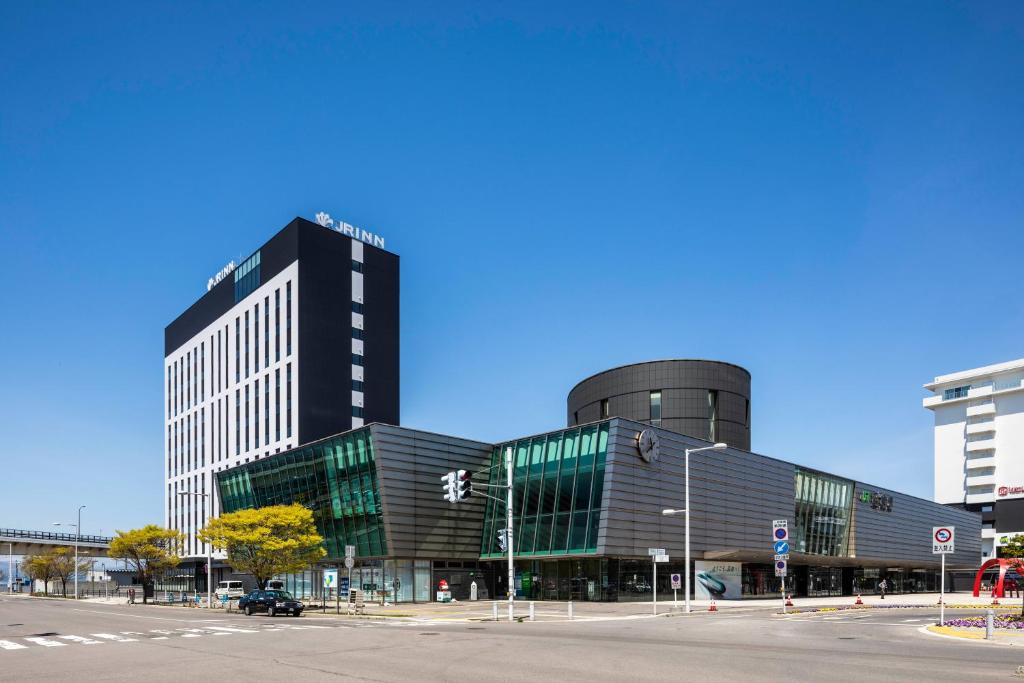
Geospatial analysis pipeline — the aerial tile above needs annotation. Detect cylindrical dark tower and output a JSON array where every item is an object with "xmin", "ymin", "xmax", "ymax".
[{"xmin": 567, "ymin": 359, "xmax": 751, "ymax": 450}]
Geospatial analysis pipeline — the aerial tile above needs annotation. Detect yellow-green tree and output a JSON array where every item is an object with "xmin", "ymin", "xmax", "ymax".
[
  {"xmin": 49, "ymin": 547, "xmax": 92, "ymax": 598},
  {"xmin": 22, "ymin": 553, "xmax": 56, "ymax": 595},
  {"xmin": 199, "ymin": 504, "xmax": 325, "ymax": 589},
  {"xmin": 109, "ymin": 525, "xmax": 183, "ymax": 604}
]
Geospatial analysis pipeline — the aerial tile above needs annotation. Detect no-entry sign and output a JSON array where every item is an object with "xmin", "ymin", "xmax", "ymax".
[{"xmin": 932, "ymin": 526, "xmax": 955, "ymax": 554}]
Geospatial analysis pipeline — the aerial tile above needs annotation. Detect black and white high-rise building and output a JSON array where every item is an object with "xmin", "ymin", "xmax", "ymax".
[{"xmin": 164, "ymin": 214, "xmax": 399, "ymax": 558}]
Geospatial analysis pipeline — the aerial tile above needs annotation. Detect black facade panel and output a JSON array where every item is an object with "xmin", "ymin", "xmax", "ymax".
[
  {"xmin": 296, "ymin": 221, "xmax": 355, "ymax": 444},
  {"xmin": 996, "ymin": 498, "xmax": 1024, "ymax": 532},
  {"xmin": 164, "ymin": 219, "xmax": 301, "ymax": 355},
  {"xmin": 362, "ymin": 243, "xmax": 400, "ymax": 426}
]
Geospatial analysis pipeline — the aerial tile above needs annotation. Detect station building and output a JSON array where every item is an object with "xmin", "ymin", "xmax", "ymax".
[{"xmin": 215, "ymin": 416, "xmax": 980, "ymax": 602}]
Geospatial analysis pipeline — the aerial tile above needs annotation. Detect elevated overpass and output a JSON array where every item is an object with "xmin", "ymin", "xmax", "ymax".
[{"xmin": 0, "ymin": 529, "xmax": 112, "ymax": 557}]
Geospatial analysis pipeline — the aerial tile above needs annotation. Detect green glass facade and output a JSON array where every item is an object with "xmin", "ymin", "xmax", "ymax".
[
  {"xmin": 217, "ymin": 428, "xmax": 386, "ymax": 559},
  {"xmin": 792, "ymin": 468, "xmax": 854, "ymax": 557},
  {"xmin": 480, "ymin": 422, "xmax": 609, "ymax": 559}
]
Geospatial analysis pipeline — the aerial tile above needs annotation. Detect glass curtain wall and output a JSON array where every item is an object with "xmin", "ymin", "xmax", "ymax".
[
  {"xmin": 217, "ymin": 428, "xmax": 387, "ymax": 559},
  {"xmin": 792, "ymin": 469, "xmax": 854, "ymax": 557},
  {"xmin": 481, "ymin": 422, "xmax": 610, "ymax": 559}
]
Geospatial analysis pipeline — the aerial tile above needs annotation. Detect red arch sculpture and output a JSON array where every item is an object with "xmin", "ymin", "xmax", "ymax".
[{"xmin": 973, "ymin": 558, "xmax": 1014, "ymax": 598}]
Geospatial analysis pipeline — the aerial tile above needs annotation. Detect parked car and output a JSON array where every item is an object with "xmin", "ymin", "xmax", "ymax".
[
  {"xmin": 215, "ymin": 580, "xmax": 246, "ymax": 600},
  {"xmin": 239, "ymin": 589, "xmax": 304, "ymax": 617}
]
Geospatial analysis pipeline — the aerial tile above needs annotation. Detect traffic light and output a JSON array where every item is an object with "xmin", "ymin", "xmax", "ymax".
[
  {"xmin": 440, "ymin": 471, "xmax": 457, "ymax": 503},
  {"xmin": 497, "ymin": 528, "xmax": 508, "ymax": 552},
  {"xmin": 456, "ymin": 469, "xmax": 472, "ymax": 500}
]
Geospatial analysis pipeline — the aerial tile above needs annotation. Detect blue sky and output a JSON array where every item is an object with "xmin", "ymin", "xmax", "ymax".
[{"xmin": 1, "ymin": 2, "xmax": 1022, "ymax": 536}]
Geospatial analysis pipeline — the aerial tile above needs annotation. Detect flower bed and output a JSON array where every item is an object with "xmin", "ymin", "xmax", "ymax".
[
  {"xmin": 942, "ymin": 616, "xmax": 1024, "ymax": 629},
  {"xmin": 783, "ymin": 603, "xmax": 1012, "ymax": 615}
]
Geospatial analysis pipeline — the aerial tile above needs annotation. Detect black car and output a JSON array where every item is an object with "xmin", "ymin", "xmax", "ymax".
[{"xmin": 238, "ymin": 589, "xmax": 304, "ymax": 617}]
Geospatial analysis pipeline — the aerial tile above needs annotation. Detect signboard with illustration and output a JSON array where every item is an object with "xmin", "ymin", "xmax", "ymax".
[{"xmin": 694, "ymin": 561, "xmax": 742, "ymax": 600}]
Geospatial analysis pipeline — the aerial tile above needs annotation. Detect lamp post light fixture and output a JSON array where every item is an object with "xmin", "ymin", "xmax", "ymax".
[
  {"xmin": 178, "ymin": 490, "xmax": 213, "ymax": 610},
  {"xmin": 663, "ymin": 443, "xmax": 727, "ymax": 614}
]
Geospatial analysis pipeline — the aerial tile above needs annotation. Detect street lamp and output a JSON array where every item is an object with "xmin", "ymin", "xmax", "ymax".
[
  {"xmin": 179, "ymin": 490, "xmax": 212, "ymax": 610},
  {"xmin": 53, "ymin": 505, "xmax": 85, "ymax": 600},
  {"xmin": 7, "ymin": 542, "xmax": 12, "ymax": 594},
  {"xmin": 663, "ymin": 443, "xmax": 727, "ymax": 614}
]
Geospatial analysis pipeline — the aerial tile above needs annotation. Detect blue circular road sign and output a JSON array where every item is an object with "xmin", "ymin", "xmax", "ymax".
[
  {"xmin": 774, "ymin": 528, "xmax": 788, "ymax": 540},
  {"xmin": 774, "ymin": 540, "xmax": 790, "ymax": 554}
]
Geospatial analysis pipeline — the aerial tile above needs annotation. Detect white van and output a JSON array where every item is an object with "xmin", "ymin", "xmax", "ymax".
[
  {"xmin": 215, "ymin": 580, "xmax": 245, "ymax": 599},
  {"xmin": 266, "ymin": 580, "xmax": 285, "ymax": 591}
]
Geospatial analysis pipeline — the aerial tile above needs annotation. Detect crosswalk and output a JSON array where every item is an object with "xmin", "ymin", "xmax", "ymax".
[{"xmin": 0, "ymin": 621, "xmax": 345, "ymax": 653}]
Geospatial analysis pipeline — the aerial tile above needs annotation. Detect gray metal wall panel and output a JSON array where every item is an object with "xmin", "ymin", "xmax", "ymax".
[
  {"xmin": 849, "ymin": 485, "xmax": 980, "ymax": 567},
  {"xmin": 597, "ymin": 418, "xmax": 981, "ymax": 569},
  {"xmin": 370, "ymin": 424, "xmax": 492, "ymax": 560},
  {"xmin": 567, "ymin": 360, "xmax": 751, "ymax": 450}
]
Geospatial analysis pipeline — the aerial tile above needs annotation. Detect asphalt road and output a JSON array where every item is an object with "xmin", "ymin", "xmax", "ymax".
[{"xmin": 0, "ymin": 596, "xmax": 1019, "ymax": 682}]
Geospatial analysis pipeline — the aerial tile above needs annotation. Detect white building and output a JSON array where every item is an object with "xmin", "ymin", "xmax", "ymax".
[
  {"xmin": 924, "ymin": 358, "xmax": 1024, "ymax": 559},
  {"xmin": 164, "ymin": 215, "xmax": 399, "ymax": 562}
]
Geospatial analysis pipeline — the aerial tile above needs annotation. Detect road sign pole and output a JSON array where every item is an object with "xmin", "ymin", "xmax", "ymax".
[
  {"xmin": 506, "ymin": 446, "xmax": 515, "ymax": 621},
  {"xmin": 940, "ymin": 552, "xmax": 945, "ymax": 626},
  {"xmin": 653, "ymin": 557, "xmax": 657, "ymax": 616}
]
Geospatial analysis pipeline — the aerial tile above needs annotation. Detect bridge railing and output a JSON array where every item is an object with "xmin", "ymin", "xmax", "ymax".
[{"xmin": 0, "ymin": 528, "xmax": 113, "ymax": 545}]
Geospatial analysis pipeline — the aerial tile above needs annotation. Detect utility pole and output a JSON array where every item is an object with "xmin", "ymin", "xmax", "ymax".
[
  {"xmin": 506, "ymin": 446, "xmax": 515, "ymax": 621},
  {"xmin": 76, "ymin": 506, "xmax": 85, "ymax": 600}
]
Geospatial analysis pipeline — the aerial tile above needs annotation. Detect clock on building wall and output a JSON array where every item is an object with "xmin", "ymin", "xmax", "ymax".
[{"xmin": 637, "ymin": 429, "xmax": 661, "ymax": 463}]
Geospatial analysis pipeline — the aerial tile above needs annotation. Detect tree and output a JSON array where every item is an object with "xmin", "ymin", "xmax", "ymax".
[
  {"xmin": 22, "ymin": 553, "xmax": 56, "ymax": 596},
  {"xmin": 109, "ymin": 525, "xmax": 183, "ymax": 604},
  {"xmin": 49, "ymin": 547, "xmax": 92, "ymax": 598},
  {"xmin": 199, "ymin": 504, "xmax": 326, "ymax": 589},
  {"xmin": 1002, "ymin": 534, "xmax": 1024, "ymax": 616}
]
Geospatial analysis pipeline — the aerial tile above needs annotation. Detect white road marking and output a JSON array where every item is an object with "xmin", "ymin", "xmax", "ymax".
[
  {"xmin": 0, "ymin": 640, "xmax": 28, "ymax": 650},
  {"xmin": 58, "ymin": 635, "xmax": 103, "ymax": 645},
  {"xmin": 92, "ymin": 633, "xmax": 138, "ymax": 642},
  {"xmin": 205, "ymin": 626, "xmax": 257, "ymax": 633},
  {"xmin": 23, "ymin": 637, "xmax": 66, "ymax": 647}
]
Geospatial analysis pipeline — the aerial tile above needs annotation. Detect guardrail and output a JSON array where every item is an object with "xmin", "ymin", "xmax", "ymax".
[{"xmin": 0, "ymin": 528, "xmax": 113, "ymax": 545}]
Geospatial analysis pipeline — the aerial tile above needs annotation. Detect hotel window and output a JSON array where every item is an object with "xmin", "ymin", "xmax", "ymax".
[
  {"xmin": 233, "ymin": 250, "xmax": 261, "ymax": 303},
  {"xmin": 254, "ymin": 303, "xmax": 259, "ymax": 373},
  {"xmin": 264, "ymin": 296, "xmax": 270, "ymax": 369},
  {"xmin": 352, "ymin": 327, "xmax": 364, "ymax": 340},
  {"xmin": 707, "ymin": 390, "xmax": 718, "ymax": 442},
  {"xmin": 216, "ymin": 331, "xmax": 221, "ymax": 394},
  {"xmin": 254, "ymin": 379, "xmax": 260, "ymax": 449},
  {"xmin": 245, "ymin": 385, "xmax": 250, "ymax": 452},
  {"xmin": 943, "ymin": 385, "xmax": 971, "ymax": 400},
  {"xmin": 235, "ymin": 318, "xmax": 240, "ymax": 383},
  {"xmin": 275, "ymin": 369, "xmax": 281, "ymax": 441},
  {"xmin": 199, "ymin": 408, "xmax": 205, "ymax": 467},
  {"xmin": 185, "ymin": 351, "xmax": 191, "ymax": 410},
  {"xmin": 352, "ymin": 353, "xmax": 364, "ymax": 366},
  {"xmin": 650, "ymin": 391, "xmax": 662, "ymax": 426},
  {"xmin": 352, "ymin": 406, "xmax": 364, "ymax": 418},
  {"xmin": 200, "ymin": 342, "xmax": 205, "ymax": 401},
  {"xmin": 352, "ymin": 379, "xmax": 364, "ymax": 392},
  {"xmin": 264, "ymin": 374, "xmax": 270, "ymax": 445},
  {"xmin": 600, "ymin": 399, "xmax": 609, "ymax": 419},
  {"xmin": 286, "ymin": 281, "xmax": 292, "ymax": 356},
  {"xmin": 244, "ymin": 311, "xmax": 250, "ymax": 379},
  {"xmin": 351, "ymin": 301, "xmax": 364, "ymax": 314},
  {"xmin": 186, "ymin": 414, "xmax": 191, "ymax": 472},
  {"xmin": 286, "ymin": 363, "xmax": 292, "ymax": 438},
  {"xmin": 351, "ymin": 259, "xmax": 363, "ymax": 273},
  {"xmin": 235, "ymin": 390, "xmax": 240, "ymax": 456},
  {"xmin": 275, "ymin": 289, "xmax": 281, "ymax": 361}
]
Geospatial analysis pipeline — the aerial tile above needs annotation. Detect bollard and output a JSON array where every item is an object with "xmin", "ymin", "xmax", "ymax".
[
  {"xmin": 508, "ymin": 602, "xmax": 514, "ymax": 622},
  {"xmin": 986, "ymin": 609, "xmax": 994, "ymax": 640},
  {"xmin": 493, "ymin": 601, "xmax": 498, "ymax": 621},
  {"xmin": 568, "ymin": 601, "xmax": 573, "ymax": 620},
  {"xmin": 529, "ymin": 601, "xmax": 535, "ymax": 621}
]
